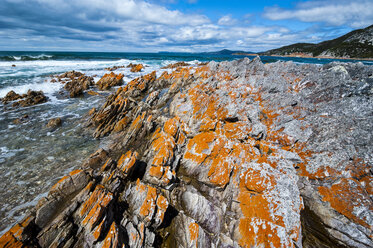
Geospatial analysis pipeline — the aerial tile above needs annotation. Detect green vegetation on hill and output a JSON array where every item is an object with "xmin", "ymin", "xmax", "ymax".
[{"xmin": 261, "ymin": 24, "xmax": 373, "ymax": 58}]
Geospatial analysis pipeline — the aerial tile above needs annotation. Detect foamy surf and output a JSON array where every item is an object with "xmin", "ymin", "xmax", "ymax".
[{"xmin": 0, "ymin": 81, "xmax": 62, "ymax": 98}]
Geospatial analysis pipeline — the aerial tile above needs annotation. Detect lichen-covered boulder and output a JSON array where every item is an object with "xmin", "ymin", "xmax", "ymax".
[
  {"xmin": 96, "ymin": 72, "xmax": 124, "ymax": 90},
  {"xmin": 1, "ymin": 58, "xmax": 372, "ymax": 248}
]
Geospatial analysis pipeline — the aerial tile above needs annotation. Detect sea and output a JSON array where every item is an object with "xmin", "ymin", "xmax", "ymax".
[{"xmin": 0, "ymin": 51, "xmax": 372, "ymax": 235}]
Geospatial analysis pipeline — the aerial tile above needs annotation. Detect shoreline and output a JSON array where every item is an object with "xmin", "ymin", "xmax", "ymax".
[
  {"xmin": 1, "ymin": 58, "xmax": 372, "ymax": 247},
  {"xmin": 268, "ymin": 53, "xmax": 373, "ymax": 61},
  {"xmin": 232, "ymin": 52, "xmax": 373, "ymax": 61}
]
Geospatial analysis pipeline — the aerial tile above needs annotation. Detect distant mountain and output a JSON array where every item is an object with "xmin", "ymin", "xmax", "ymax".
[
  {"xmin": 202, "ymin": 49, "xmax": 255, "ymax": 55},
  {"xmin": 261, "ymin": 24, "xmax": 373, "ymax": 58}
]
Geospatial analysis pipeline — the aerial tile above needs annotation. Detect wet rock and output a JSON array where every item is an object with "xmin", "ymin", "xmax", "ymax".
[
  {"xmin": 105, "ymin": 65, "xmax": 126, "ymax": 71},
  {"xmin": 96, "ymin": 72, "xmax": 124, "ymax": 90},
  {"xmin": 2, "ymin": 59, "xmax": 373, "ymax": 248},
  {"xmin": 1, "ymin": 90, "xmax": 22, "ymax": 104},
  {"xmin": 54, "ymin": 71, "xmax": 94, "ymax": 97},
  {"xmin": 82, "ymin": 148, "xmax": 109, "ymax": 169},
  {"xmin": 161, "ymin": 61, "xmax": 190, "ymax": 69},
  {"xmin": 58, "ymin": 70, "xmax": 84, "ymax": 79},
  {"xmin": 128, "ymin": 63, "xmax": 144, "ymax": 72},
  {"xmin": 11, "ymin": 64, "xmax": 16, "ymax": 67},
  {"xmin": 87, "ymin": 90, "xmax": 99, "ymax": 96},
  {"xmin": 6, "ymin": 90, "xmax": 48, "ymax": 107},
  {"xmin": 46, "ymin": 117, "xmax": 62, "ymax": 129},
  {"xmin": 64, "ymin": 75, "xmax": 94, "ymax": 97}
]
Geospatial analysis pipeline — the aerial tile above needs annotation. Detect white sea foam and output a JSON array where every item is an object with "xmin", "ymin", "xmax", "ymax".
[{"xmin": 0, "ymin": 81, "xmax": 62, "ymax": 98}]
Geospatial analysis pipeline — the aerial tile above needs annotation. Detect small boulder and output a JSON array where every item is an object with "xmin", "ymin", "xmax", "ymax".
[
  {"xmin": 161, "ymin": 61, "xmax": 190, "ymax": 69},
  {"xmin": 64, "ymin": 75, "xmax": 94, "ymax": 98},
  {"xmin": 13, "ymin": 114, "xmax": 29, "ymax": 124},
  {"xmin": 13, "ymin": 90, "xmax": 47, "ymax": 107},
  {"xmin": 1, "ymin": 90, "xmax": 22, "ymax": 104},
  {"xmin": 11, "ymin": 64, "xmax": 16, "ymax": 67},
  {"xmin": 127, "ymin": 63, "xmax": 144, "ymax": 72},
  {"xmin": 46, "ymin": 117, "xmax": 62, "ymax": 129},
  {"xmin": 96, "ymin": 72, "xmax": 124, "ymax": 90}
]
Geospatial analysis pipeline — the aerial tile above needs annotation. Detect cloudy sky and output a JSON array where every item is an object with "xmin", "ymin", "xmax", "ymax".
[{"xmin": 0, "ymin": 0, "xmax": 372, "ymax": 52}]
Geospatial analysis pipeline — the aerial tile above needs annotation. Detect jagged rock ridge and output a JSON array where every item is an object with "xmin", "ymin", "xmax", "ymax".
[{"xmin": 0, "ymin": 58, "xmax": 372, "ymax": 248}]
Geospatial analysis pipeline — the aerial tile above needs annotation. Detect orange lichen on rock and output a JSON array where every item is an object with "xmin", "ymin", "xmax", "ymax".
[
  {"xmin": 100, "ymin": 222, "xmax": 121, "ymax": 248},
  {"xmin": 113, "ymin": 116, "xmax": 130, "ymax": 132},
  {"xmin": 318, "ymin": 178, "xmax": 373, "ymax": 229},
  {"xmin": 0, "ymin": 216, "xmax": 33, "ymax": 248},
  {"xmin": 240, "ymin": 168, "xmax": 275, "ymax": 193},
  {"xmin": 128, "ymin": 112, "xmax": 146, "ymax": 133},
  {"xmin": 138, "ymin": 185, "xmax": 157, "ymax": 223},
  {"xmin": 184, "ymin": 131, "xmax": 216, "ymax": 165},
  {"xmin": 79, "ymin": 185, "xmax": 113, "ymax": 223},
  {"xmin": 222, "ymin": 121, "xmax": 251, "ymax": 140},
  {"xmin": 155, "ymin": 194, "xmax": 169, "ymax": 225},
  {"xmin": 151, "ymin": 129, "xmax": 175, "ymax": 167},
  {"xmin": 238, "ymin": 218, "xmax": 284, "ymax": 248},
  {"xmin": 189, "ymin": 222, "xmax": 199, "ymax": 242},
  {"xmin": 163, "ymin": 117, "xmax": 180, "ymax": 137},
  {"xmin": 117, "ymin": 150, "xmax": 138, "ymax": 175},
  {"xmin": 126, "ymin": 71, "xmax": 156, "ymax": 92},
  {"xmin": 199, "ymin": 117, "xmax": 217, "ymax": 132},
  {"xmin": 97, "ymin": 72, "xmax": 124, "ymax": 90},
  {"xmin": 130, "ymin": 64, "xmax": 144, "ymax": 72}
]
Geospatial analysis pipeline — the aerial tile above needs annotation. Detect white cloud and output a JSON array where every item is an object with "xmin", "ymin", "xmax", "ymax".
[
  {"xmin": 1, "ymin": 0, "xmax": 361, "ymax": 52},
  {"xmin": 218, "ymin": 15, "xmax": 237, "ymax": 26},
  {"xmin": 263, "ymin": 0, "xmax": 373, "ymax": 28},
  {"xmin": 34, "ymin": 0, "xmax": 209, "ymax": 26}
]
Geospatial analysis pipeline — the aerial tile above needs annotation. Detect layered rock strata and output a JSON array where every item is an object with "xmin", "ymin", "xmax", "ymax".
[
  {"xmin": 1, "ymin": 58, "xmax": 372, "ymax": 248},
  {"xmin": 97, "ymin": 72, "xmax": 124, "ymax": 90},
  {"xmin": 1, "ymin": 90, "xmax": 47, "ymax": 107}
]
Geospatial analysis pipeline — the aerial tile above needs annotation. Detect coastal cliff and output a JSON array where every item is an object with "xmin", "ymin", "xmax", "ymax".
[{"xmin": 1, "ymin": 58, "xmax": 372, "ymax": 247}]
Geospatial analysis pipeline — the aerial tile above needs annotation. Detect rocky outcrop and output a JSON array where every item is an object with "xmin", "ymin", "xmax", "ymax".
[
  {"xmin": 105, "ymin": 65, "xmax": 126, "ymax": 71},
  {"xmin": 1, "ymin": 90, "xmax": 48, "ymax": 107},
  {"xmin": 1, "ymin": 59, "xmax": 372, "ymax": 248},
  {"xmin": 55, "ymin": 71, "xmax": 95, "ymax": 97},
  {"xmin": 161, "ymin": 62, "xmax": 190, "ymax": 69},
  {"xmin": 46, "ymin": 117, "xmax": 62, "ymax": 129},
  {"xmin": 96, "ymin": 72, "xmax": 124, "ymax": 90},
  {"xmin": 1, "ymin": 90, "xmax": 23, "ymax": 103},
  {"xmin": 128, "ymin": 63, "xmax": 144, "ymax": 73}
]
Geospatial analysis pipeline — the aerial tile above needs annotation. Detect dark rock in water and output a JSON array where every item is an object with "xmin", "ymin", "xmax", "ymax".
[
  {"xmin": 46, "ymin": 117, "xmax": 62, "ymax": 129},
  {"xmin": 2, "ymin": 90, "xmax": 47, "ymax": 107},
  {"xmin": 12, "ymin": 90, "xmax": 48, "ymax": 107},
  {"xmin": 127, "ymin": 63, "xmax": 144, "ymax": 72},
  {"xmin": 161, "ymin": 61, "xmax": 190, "ymax": 69},
  {"xmin": 1, "ymin": 59, "xmax": 373, "ymax": 248},
  {"xmin": 105, "ymin": 65, "xmax": 126, "ymax": 71},
  {"xmin": 58, "ymin": 70, "xmax": 84, "ymax": 80},
  {"xmin": 64, "ymin": 75, "xmax": 94, "ymax": 98},
  {"xmin": 11, "ymin": 64, "xmax": 16, "ymax": 67},
  {"xmin": 96, "ymin": 72, "xmax": 124, "ymax": 90},
  {"xmin": 53, "ymin": 70, "xmax": 94, "ymax": 98},
  {"xmin": 13, "ymin": 114, "xmax": 29, "ymax": 124},
  {"xmin": 1, "ymin": 90, "xmax": 22, "ymax": 104}
]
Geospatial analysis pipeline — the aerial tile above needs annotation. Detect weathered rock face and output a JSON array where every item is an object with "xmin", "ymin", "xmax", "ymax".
[
  {"xmin": 96, "ymin": 72, "xmax": 124, "ymax": 90},
  {"xmin": 46, "ymin": 117, "xmax": 62, "ymax": 129},
  {"xmin": 1, "ymin": 90, "xmax": 23, "ymax": 103},
  {"xmin": 128, "ymin": 63, "xmax": 144, "ymax": 73},
  {"xmin": 1, "ymin": 90, "xmax": 48, "ymax": 107},
  {"xmin": 161, "ymin": 61, "xmax": 190, "ymax": 69},
  {"xmin": 55, "ymin": 70, "xmax": 95, "ymax": 97},
  {"xmin": 1, "ymin": 58, "xmax": 372, "ymax": 248}
]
